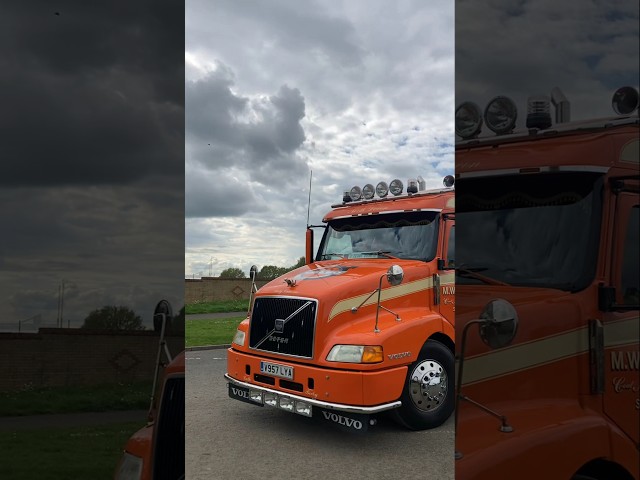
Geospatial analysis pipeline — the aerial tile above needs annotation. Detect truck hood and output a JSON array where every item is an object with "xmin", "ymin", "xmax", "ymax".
[{"xmin": 258, "ymin": 259, "xmax": 432, "ymax": 307}]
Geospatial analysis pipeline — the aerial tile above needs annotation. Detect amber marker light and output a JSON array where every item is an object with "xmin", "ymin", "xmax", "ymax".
[
  {"xmin": 362, "ymin": 346, "xmax": 384, "ymax": 363},
  {"xmin": 327, "ymin": 345, "xmax": 384, "ymax": 363}
]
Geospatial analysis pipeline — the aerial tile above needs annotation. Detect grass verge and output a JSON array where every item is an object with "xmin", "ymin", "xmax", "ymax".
[
  {"xmin": 0, "ymin": 421, "xmax": 143, "ymax": 480},
  {"xmin": 186, "ymin": 316, "xmax": 244, "ymax": 347},
  {"xmin": 0, "ymin": 382, "xmax": 152, "ymax": 417},
  {"xmin": 185, "ymin": 299, "xmax": 249, "ymax": 315}
]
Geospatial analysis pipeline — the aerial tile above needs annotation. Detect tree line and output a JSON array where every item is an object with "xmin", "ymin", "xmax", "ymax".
[
  {"xmin": 219, "ymin": 256, "xmax": 306, "ymax": 280},
  {"xmin": 81, "ymin": 305, "xmax": 185, "ymax": 331}
]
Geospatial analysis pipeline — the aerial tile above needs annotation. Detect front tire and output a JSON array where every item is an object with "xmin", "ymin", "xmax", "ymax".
[{"xmin": 391, "ymin": 340, "xmax": 454, "ymax": 430}]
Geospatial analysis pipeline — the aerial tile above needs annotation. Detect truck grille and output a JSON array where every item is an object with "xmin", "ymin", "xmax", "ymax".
[
  {"xmin": 153, "ymin": 376, "xmax": 185, "ymax": 480},
  {"xmin": 249, "ymin": 297, "xmax": 317, "ymax": 358}
]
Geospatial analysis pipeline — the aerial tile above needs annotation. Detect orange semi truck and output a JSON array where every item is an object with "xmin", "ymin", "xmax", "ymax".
[
  {"xmin": 454, "ymin": 88, "xmax": 639, "ymax": 479},
  {"xmin": 226, "ymin": 177, "xmax": 456, "ymax": 431}
]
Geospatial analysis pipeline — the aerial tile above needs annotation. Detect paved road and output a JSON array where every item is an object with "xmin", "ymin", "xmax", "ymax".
[{"xmin": 186, "ymin": 349, "xmax": 454, "ymax": 480}]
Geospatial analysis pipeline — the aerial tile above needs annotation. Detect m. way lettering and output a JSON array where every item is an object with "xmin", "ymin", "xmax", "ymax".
[
  {"xmin": 231, "ymin": 387, "xmax": 249, "ymax": 399},
  {"xmin": 321, "ymin": 411, "xmax": 363, "ymax": 430},
  {"xmin": 611, "ymin": 350, "xmax": 640, "ymax": 371},
  {"xmin": 441, "ymin": 286, "xmax": 455, "ymax": 295}
]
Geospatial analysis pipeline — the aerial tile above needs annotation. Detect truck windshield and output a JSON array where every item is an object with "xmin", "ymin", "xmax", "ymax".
[
  {"xmin": 318, "ymin": 210, "xmax": 439, "ymax": 262},
  {"xmin": 456, "ymin": 172, "xmax": 604, "ymax": 291}
]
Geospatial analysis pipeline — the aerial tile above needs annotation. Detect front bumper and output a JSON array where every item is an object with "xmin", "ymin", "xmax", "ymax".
[
  {"xmin": 226, "ymin": 347, "xmax": 407, "ymax": 407},
  {"xmin": 225, "ymin": 374, "xmax": 401, "ymax": 415}
]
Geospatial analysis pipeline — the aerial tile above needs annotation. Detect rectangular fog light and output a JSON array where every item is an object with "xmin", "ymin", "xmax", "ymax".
[
  {"xmin": 278, "ymin": 397, "xmax": 295, "ymax": 412},
  {"xmin": 264, "ymin": 392, "xmax": 278, "ymax": 407},
  {"xmin": 294, "ymin": 401, "xmax": 312, "ymax": 417},
  {"xmin": 249, "ymin": 390, "xmax": 264, "ymax": 404}
]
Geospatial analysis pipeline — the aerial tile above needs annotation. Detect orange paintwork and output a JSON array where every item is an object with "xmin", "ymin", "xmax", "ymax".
[
  {"xmin": 455, "ymin": 118, "xmax": 639, "ymax": 479},
  {"xmin": 227, "ymin": 189, "xmax": 455, "ymax": 409}
]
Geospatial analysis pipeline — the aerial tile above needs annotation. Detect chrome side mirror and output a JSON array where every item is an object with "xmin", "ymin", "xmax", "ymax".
[
  {"xmin": 478, "ymin": 299, "xmax": 519, "ymax": 349},
  {"xmin": 386, "ymin": 265, "xmax": 404, "ymax": 286}
]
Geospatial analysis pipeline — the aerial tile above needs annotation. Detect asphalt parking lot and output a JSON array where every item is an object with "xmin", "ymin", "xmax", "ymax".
[{"xmin": 186, "ymin": 349, "xmax": 454, "ymax": 480}]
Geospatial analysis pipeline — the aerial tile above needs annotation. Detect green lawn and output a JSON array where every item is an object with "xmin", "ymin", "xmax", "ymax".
[
  {"xmin": 0, "ymin": 421, "xmax": 143, "ymax": 480},
  {"xmin": 185, "ymin": 299, "xmax": 249, "ymax": 314},
  {"xmin": 186, "ymin": 316, "xmax": 245, "ymax": 347},
  {"xmin": 0, "ymin": 382, "xmax": 152, "ymax": 417}
]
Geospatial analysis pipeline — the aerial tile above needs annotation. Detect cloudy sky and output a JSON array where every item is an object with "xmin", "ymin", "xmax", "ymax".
[
  {"xmin": 0, "ymin": 2, "xmax": 184, "ymax": 330},
  {"xmin": 455, "ymin": 0, "xmax": 639, "ymax": 136},
  {"xmin": 185, "ymin": 0, "xmax": 455, "ymax": 278}
]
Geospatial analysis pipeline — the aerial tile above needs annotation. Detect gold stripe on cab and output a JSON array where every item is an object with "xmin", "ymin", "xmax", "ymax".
[
  {"xmin": 327, "ymin": 273, "xmax": 455, "ymax": 322},
  {"xmin": 328, "ymin": 277, "xmax": 432, "ymax": 322},
  {"xmin": 461, "ymin": 316, "xmax": 639, "ymax": 386}
]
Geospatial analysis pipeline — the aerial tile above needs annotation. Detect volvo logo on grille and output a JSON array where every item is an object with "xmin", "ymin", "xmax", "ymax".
[{"xmin": 274, "ymin": 318, "xmax": 285, "ymax": 333}]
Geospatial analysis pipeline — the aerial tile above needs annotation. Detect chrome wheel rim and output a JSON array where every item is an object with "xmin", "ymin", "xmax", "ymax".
[{"xmin": 409, "ymin": 359, "xmax": 447, "ymax": 412}]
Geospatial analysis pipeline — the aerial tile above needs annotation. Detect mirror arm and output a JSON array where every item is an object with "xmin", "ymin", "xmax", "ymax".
[{"xmin": 455, "ymin": 319, "xmax": 483, "ymax": 435}]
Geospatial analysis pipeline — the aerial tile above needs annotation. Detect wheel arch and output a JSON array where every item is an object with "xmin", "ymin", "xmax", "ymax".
[{"xmin": 427, "ymin": 331, "xmax": 454, "ymax": 355}]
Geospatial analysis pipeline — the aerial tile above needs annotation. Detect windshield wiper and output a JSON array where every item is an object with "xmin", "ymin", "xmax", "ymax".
[
  {"xmin": 456, "ymin": 265, "xmax": 510, "ymax": 286},
  {"xmin": 321, "ymin": 252, "xmax": 347, "ymax": 259},
  {"xmin": 356, "ymin": 251, "xmax": 398, "ymax": 259}
]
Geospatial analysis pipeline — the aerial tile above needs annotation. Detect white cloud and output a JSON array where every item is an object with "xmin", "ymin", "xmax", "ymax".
[{"xmin": 185, "ymin": 0, "xmax": 455, "ymax": 276}]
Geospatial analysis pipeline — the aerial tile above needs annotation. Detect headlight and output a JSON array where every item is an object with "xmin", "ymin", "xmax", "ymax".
[
  {"xmin": 389, "ymin": 179, "xmax": 403, "ymax": 196},
  {"xmin": 484, "ymin": 96, "xmax": 517, "ymax": 134},
  {"xmin": 114, "ymin": 452, "xmax": 143, "ymax": 480},
  {"xmin": 376, "ymin": 181, "xmax": 389, "ymax": 198},
  {"xmin": 232, "ymin": 329, "xmax": 245, "ymax": 346},
  {"xmin": 349, "ymin": 185, "xmax": 362, "ymax": 201},
  {"xmin": 362, "ymin": 183, "xmax": 375, "ymax": 200},
  {"xmin": 455, "ymin": 101, "xmax": 483, "ymax": 139},
  {"xmin": 326, "ymin": 345, "xmax": 383, "ymax": 363}
]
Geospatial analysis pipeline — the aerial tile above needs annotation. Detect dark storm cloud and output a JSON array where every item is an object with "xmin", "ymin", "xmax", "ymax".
[
  {"xmin": 195, "ymin": 0, "xmax": 364, "ymax": 68},
  {"xmin": 0, "ymin": 2, "xmax": 184, "ymax": 329},
  {"xmin": 0, "ymin": 1, "xmax": 184, "ymax": 187},
  {"xmin": 455, "ymin": 0, "xmax": 639, "ymax": 126},
  {"xmin": 185, "ymin": 167, "xmax": 266, "ymax": 218},
  {"xmin": 185, "ymin": 66, "xmax": 309, "ymax": 217}
]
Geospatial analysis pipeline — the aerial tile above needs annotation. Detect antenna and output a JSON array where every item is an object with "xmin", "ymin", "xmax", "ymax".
[{"xmin": 306, "ymin": 170, "xmax": 313, "ymax": 228}]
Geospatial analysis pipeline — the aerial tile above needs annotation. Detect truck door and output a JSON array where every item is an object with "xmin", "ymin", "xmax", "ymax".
[
  {"xmin": 602, "ymin": 188, "xmax": 639, "ymax": 446},
  {"xmin": 437, "ymin": 215, "xmax": 455, "ymax": 324}
]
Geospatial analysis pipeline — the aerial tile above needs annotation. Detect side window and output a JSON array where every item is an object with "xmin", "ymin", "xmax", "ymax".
[
  {"xmin": 447, "ymin": 224, "xmax": 455, "ymax": 267},
  {"xmin": 621, "ymin": 205, "xmax": 639, "ymax": 305}
]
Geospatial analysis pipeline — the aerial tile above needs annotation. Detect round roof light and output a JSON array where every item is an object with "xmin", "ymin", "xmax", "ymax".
[
  {"xmin": 342, "ymin": 190, "xmax": 351, "ymax": 203},
  {"xmin": 407, "ymin": 178, "xmax": 418, "ymax": 194},
  {"xmin": 349, "ymin": 185, "xmax": 362, "ymax": 202},
  {"xmin": 376, "ymin": 181, "xmax": 389, "ymax": 198},
  {"xmin": 362, "ymin": 183, "xmax": 375, "ymax": 200},
  {"xmin": 484, "ymin": 96, "xmax": 517, "ymax": 134},
  {"xmin": 389, "ymin": 179, "xmax": 403, "ymax": 196},
  {"xmin": 455, "ymin": 102, "xmax": 483, "ymax": 139},
  {"xmin": 612, "ymin": 86, "xmax": 639, "ymax": 115},
  {"xmin": 526, "ymin": 95, "xmax": 551, "ymax": 129},
  {"xmin": 443, "ymin": 175, "xmax": 455, "ymax": 188}
]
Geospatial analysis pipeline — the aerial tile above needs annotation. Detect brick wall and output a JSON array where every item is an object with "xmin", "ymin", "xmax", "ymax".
[
  {"xmin": 185, "ymin": 277, "xmax": 269, "ymax": 304},
  {"xmin": 0, "ymin": 329, "xmax": 183, "ymax": 392}
]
